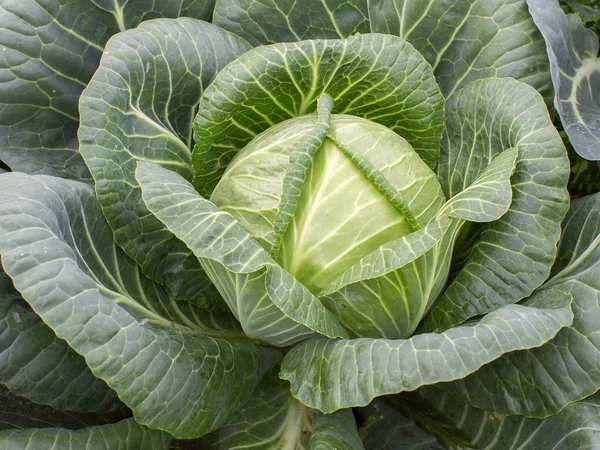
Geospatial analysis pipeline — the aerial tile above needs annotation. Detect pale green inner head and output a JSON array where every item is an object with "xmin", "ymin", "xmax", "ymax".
[{"xmin": 211, "ymin": 114, "xmax": 445, "ymax": 295}]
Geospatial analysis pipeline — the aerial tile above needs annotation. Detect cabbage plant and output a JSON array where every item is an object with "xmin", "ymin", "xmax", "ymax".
[{"xmin": 0, "ymin": 0, "xmax": 599, "ymax": 448}]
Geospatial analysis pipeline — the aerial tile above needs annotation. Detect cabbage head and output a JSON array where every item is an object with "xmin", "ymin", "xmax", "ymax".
[{"xmin": 0, "ymin": 1, "xmax": 592, "ymax": 448}]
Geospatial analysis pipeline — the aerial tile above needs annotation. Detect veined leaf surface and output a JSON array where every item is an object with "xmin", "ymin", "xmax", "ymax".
[
  {"xmin": 280, "ymin": 289, "xmax": 572, "ymax": 413},
  {"xmin": 0, "ymin": 172, "xmax": 279, "ymax": 439},
  {"xmin": 213, "ymin": 0, "xmax": 370, "ymax": 45},
  {"xmin": 79, "ymin": 19, "xmax": 251, "ymax": 308},
  {"xmin": 421, "ymin": 78, "xmax": 569, "ymax": 332},
  {"xmin": 0, "ymin": 269, "xmax": 121, "ymax": 413},
  {"xmin": 0, "ymin": 0, "xmax": 215, "ymax": 180},
  {"xmin": 368, "ymin": 0, "xmax": 553, "ymax": 103},
  {"xmin": 528, "ymin": 0, "xmax": 600, "ymax": 160}
]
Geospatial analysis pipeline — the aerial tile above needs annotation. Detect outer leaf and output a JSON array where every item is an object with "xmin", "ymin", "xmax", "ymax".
[
  {"xmin": 357, "ymin": 401, "xmax": 448, "ymax": 450},
  {"xmin": 192, "ymin": 33, "xmax": 445, "ymax": 196},
  {"xmin": 0, "ymin": 268, "xmax": 121, "ymax": 413},
  {"xmin": 0, "ymin": 0, "xmax": 214, "ymax": 180},
  {"xmin": 0, "ymin": 172, "xmax": 280, "ymax": 439},
  {"xmin": 421, "ymin": 78, "xmax": 569, "ymax": 332},
  {"xmin": 0, "ymin": 386, "xmax": 171, "ymax": 449},
  {"xmin": 433, "ymin": 193, "xmax": 600, "ymax": 418},
  {"xmin": 200, "ymin": 371, "xmax": 363, "ymax": 449},
  {"xmin": 528, "ymin": 0, "xmax": 600, "ymax": 160},
  {"xmin": 136, "ymin": 161, "xmax": 349, "ymax": 346},
  {"xmin": 368, "ymin": 0, "xmax": 553, "ymax": 103},
  {"xmin": 0, "ymin": 419, "xmax": 171, "ymax": 450},
  {"xmin": 79, "ymin": 18, "xmax": 251, "ymax": 308},
  {"xmin": 213, "ymin": 0, "xmax": 369, "ymax": 46},
  {"xmin": 280, "ymin": 290, "xmax": 573, "ymax": 413},
  {"xmin": 0, "ymin": 384, "xmax": 129, "ymax": 431},
  {"xmin": 0, "ymin": 386, "xmax": 167, "ymax": 448},
  {"xmin": 309, "ymin": 409, "xmax": 365, "ymax": 450},
  {"xmin": 414, "ymin": 387, "xmax": 600, "ymax": 450}
]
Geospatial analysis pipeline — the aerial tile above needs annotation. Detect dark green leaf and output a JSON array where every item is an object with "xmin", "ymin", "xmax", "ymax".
[
  {"xmin": 0, "ymin": 268, "xmax": 121, "ymax": 413},
  {"xmin": 421, "ymin": 78, "xmax": 569, "ymax": 332},
  {"xmin": 0, "ymin": 0, "xmax": 215, "ymax": 180},
  {"xmin": 368, "ymin": 0, "xmax": 553, "ymax": 104},
  {"xmin": 213, "ymin": 0, "xmax": 369, "ymax": 45},
  {"xmin": 79, "ymin": 18, "xmax": 251, "ymax": 308},
  {"xmin": 192, "ymin": 33, "xmax": 445, "ymax": 196},
  {"xmin": 0, "ymin": 172, "xmax": 280, "ymax": 438},
  {"xmin": 415, "ymin": 387, "xmax": 600, "ymax": 450},
  {"xmin": 528, "ymin": 0, "xmax": 600, "ymax": 160}
]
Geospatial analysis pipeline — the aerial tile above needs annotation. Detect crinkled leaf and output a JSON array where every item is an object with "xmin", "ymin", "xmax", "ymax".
[
  {"xmin": 0, "ymin": 0, "xmax": 214, "ymax": 180},
  {"xmin": 528, "ymin": 0, "xmax": 600, "ymax": 160},
  {"xmin": 136, "ymin": 161, "xmax": 349, "ymax": 346},
  {"xmin": 192, "ymin": 33, "xmax": 445, "ymax": 196},
  {"xmin": 433, "ymin": 193, "xmax": 600, "ymax": 418},
  {"xmin": 414, "ymin": 387, "xmax": 600, "ymax": 450},
  {"xmin": 0, "ymin": 268, "xmax": 121, "ymax": 413},
  {"xmin": 213, "ymin": 0, "xmax": 369, "ymax": 45},
  {"xmin": 280, "ymin": 290, "xmax": 573, "ymax": 413},
  {"xmin": 0, "ymin": 172, "xmax": 280, "ymax": 439},
  {"xmin": 438, "ymin": 147, "xmax": 517, "ymax": 222},
  {"xmin": 421, "ymin": 78, "xmax": 569, "ymax": 333},
  {"xmin": 368, "ymin": 0, "xmax": 553, "ymax": 104},
  {"xmin": 79, "ymin": 18, "xmax": 251, "ymax": 309}
]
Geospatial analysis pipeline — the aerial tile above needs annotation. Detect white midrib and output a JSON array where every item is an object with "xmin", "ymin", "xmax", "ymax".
[
  {"xmin": 280, "ymin": 402, "xmax": 309, "ymax": 450},
  {"xmin": 113, "ymin": 0, "xmax": 127, "ymax": 32}
]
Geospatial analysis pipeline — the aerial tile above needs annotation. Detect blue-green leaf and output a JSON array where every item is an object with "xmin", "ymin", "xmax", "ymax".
[
  {"xmin": 280, "ymin": 290, "xmax": 573, "ymax": 413},
  {"xmin": 528, "ymin": 0, "xmax": 600, "ymax": 160},
  {"xmin": 0, "ymin": 172, "xmax": 279, "ymax": 439}
]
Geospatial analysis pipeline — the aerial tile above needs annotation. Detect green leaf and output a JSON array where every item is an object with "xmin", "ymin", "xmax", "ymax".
[
  {"xmin": 309, "ymin": 409, "xmax": 365, "ymax": 450},
  {"xmin": 213, "ymin": 0, "xmax": 370, "ymax": 45},
  {"xmin": 357, "ymin": 401, "xmax": 448, "ymax": 450},
  {"xmin": 270, "ymin": 93, "xmax": 334, "ymax": 260},
  {"xmin": 414, "ymin": 387, "xmax": 600, "ymax": 450},
  {"xmin": 0, "ymin": 268, "xmax": 121, "ymax": 413},
  {"xmin": 432, "ymin": 193, "xmax": 600, "ymax": 419},
  {"xmin": 0, "ymin": 420, "xmax": 170, "ymax": 450},
  {"xmin": 420, "ymin": 78, "xmax": 569, "ymax": 333},
  {"xmin": 528, "ymin": 0, "xmax": 600, "ymax": 160},
  {"xmin": 0, "ymin": 172, "xmax": 280, "ymax": 439},
  {"xmin": 192, "ymin": 33, "xmax": 445, "ymax": 196},
  {"xmin": 0, "ymin": 0, "xmax": 214, "ymax": 180},
  {"xmin": 136, "ymin": 161, "xmax": 349, "ymax": 346},
  {"xmin": 0, "ymin": 384, "xmax": 171, "ymax": 449},
  {"xmin": 319, "ymin": 217, "xmax": 453, "ymax": 339},
  {"xmin": 368, "ymin": 0, "xmax": 553, "ymax": 103},
  {"xmin": 200, "ymin": 371, "xmax": 363, "ymax": 449},
  {"xmin": 280, "ymin": 290, "xmax": 573, "ymax": 413},
  {"xmin": 438, "ymin": 147, "xmax": 518, "ymax": 222},
  {"xmin": 78, "ymin": 18, "xmax": 251, "ymax": 309}
]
